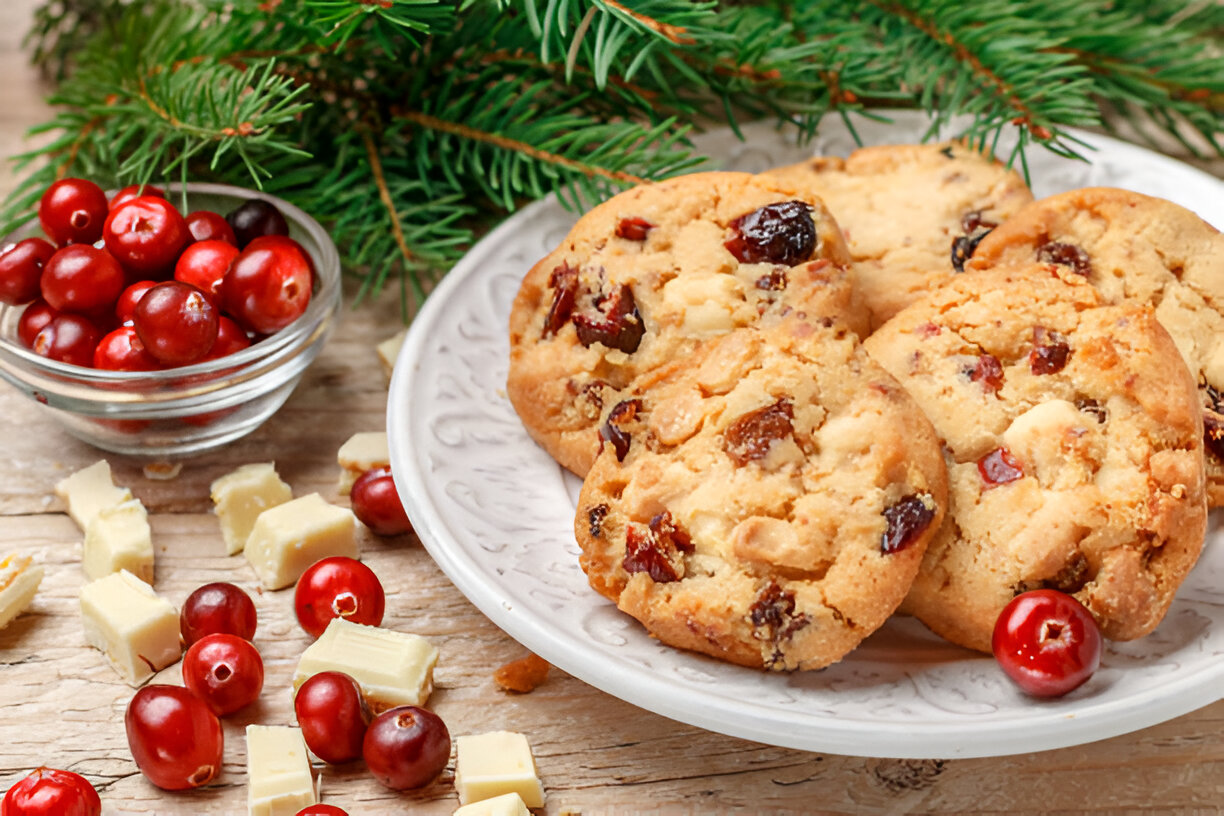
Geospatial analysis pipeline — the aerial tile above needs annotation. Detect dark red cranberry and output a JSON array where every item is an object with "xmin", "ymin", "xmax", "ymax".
[
  {"xmin": 724, "ymin": 201, "xmax": 816, "ymax": 266},
  {"xmin": 133, "ymin": 281, "xmax": 218, "ymax": 366},
  {"xmin": 185, "ymin": 210, "xmax": 238, "ymax": 245},
  {"xmin": 723, "ymin": 398, "xmax": 794, "ymax": 466},
  {"xmin": 0, "ymin": 238, "xmax": 56, "ymax": 305},
  {"xmin": 32, "ymin": 313, "xmax": 101, "ymax": 366},
  {"xmin": 110, "ymin": 184, "xmax": 165, "ymax": 211},
  {"xmin": 572, "ymin": 283, "xmax": 644, "ymax": 353},
  {"xmin": 881, "ymin": 494, "xmax": 935, "ymax": 553},
  {"xmin": 543, "ymin": 262, "xmax": 578, "ymax": 336},
  {"xmin": 94, "ymin": 326, "xmax": 161, "ymax": 371},
  {"xmin": 220, "ymin": 235, "xmax": 313, "ymax": 334},
  {"xmin": 39, "ymin": 244, "xmax": 126, "ymax": 315},
  {"xmin": 201, "ymin": 316, "xmax": 252, "ymax": 361},
  {"xmin": 103, "ymin": 196, "xmax": 190, "ymax": 277},
  {"xmin": 226, "ymin": 199, "xmax": 289, "ymax": 248},
  {"xmin": 600, "ymin": 398, "xmax": 641, "ymax": 462},
  {"xmin": 115, "ymin": 280, "xmax": 159, "ymax": 324},
  {"xmin": 979, "ymin": 447, "xmax": 1024, "ymax": 486},
  {"xmin": 39, "ymin": 178, "xmax": 110, "ymax": 246},
  {"xmin": 968, "ymin": 353, "xmax": 1004, "ymax": 393},
  {"xmin": 1029, "ymin": 327, "xmax": 1071, "ymax": 375},
  {"xmin": 749, "ymin": 580, "xmax": 811, "ymax": 667},
  {"xmin": 1037, "ymin": 241, "xmax": 1092, "ymax": 276},
  {"xmin": 17, "ymin": 299, "xmax": 58, "ymax": 348},
  {"xmin": 174, "ymin": 239, "xmax": 239, "ymax": 302}
]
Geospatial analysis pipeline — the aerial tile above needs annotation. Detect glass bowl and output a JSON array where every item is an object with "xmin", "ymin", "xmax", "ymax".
[{"xmin": 0, "ymin": 183, "xmax": 341, "ymax": 457}]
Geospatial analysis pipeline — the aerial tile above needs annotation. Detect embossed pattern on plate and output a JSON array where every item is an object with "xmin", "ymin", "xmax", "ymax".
[{"xmin": 388, "ymin": 112, "xmax": 1224, "ymax": 758}]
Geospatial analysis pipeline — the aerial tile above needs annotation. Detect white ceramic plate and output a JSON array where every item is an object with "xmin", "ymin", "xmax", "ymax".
[{"xmin": 387, "ymin": 111, "xmax": 1224, "ymax": 758}]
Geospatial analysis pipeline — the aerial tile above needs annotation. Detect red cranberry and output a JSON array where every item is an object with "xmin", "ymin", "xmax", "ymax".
[
  {"xmin": 362, "ymin": 705, "xmax": 451, "ymax": 790},
  {"xmin": 93, "ymin": 326, "xmax": 161, "ymax": 371},
  {"xmin": 115, "ymin": 280, "xmax": 159, "ymax": 324},
  {"xmin": 17, "ymin": 299, "xmax": 58, "ymax": 348},
  {"xmin": 350, "ymin": 467, "xmax": 412, "ymax": 536},
  {"xmin": 221, "ymin": 235, "xmax": 313, "ymax": 334},
  {"xmin": 180, "ymin": 582, "xmax": 258, "ymax": 646},
  {"xmin": 40, "ymin": 245, "xmax": 125, "ymax": 314},
  {"xmin": 226, "ymin": 198, "xmax": 289, "ymax": 248},
  {"xmin": 133, "ymin": 281, "xmax": 218, "ymax": 366},
  {"xmin": 724, "ymin": 201, "xmax": 816, "ymax": 266},
  {"xmin": 294, "ymin": 556, "xmax": 385, "ymax": 638},
  {"xmin": 0, "ymin": 238, "xmax": 56, "ymax": 305},
  {"xmin": 185, "ymin": 210, "xmax": 237, "ymax": 245},
  {"xmin": 979, "ymin": 447, "xmax": 1024, "ymax": 487},
  {"xmin": 109, "ymin": 184, "xmax": 165, "ymax": 211},
  {"xmin": 103, "ymin": 196, "xmax": 190, "ymax": 277},
  {"xmin": 295, "ymin": 806, "xmax": 349, "ymax": 816},
  {"xmin": 294, "ymin": 671, "xmax": 371, "ymax": 764},
  {"xmin": 32, "ymin": 314, "xmax": 101, "ymax": 367},
  {"xmin": 616, "ymin": 216, "xmax": 654, "ymax": 241},
  {"xmin": 182, "ymin": 633, "xmax": 265, "ymax": 716},
  {"xmin": 174, "ymin": 239, "xmax": 239, "ymax": 301},
  {"xmin": 992, "ymin": 589, "xmax": 1102, "ymax": 697},
  {"xmin": 1, "ymin": 766, "xmax": 101, "ymax": 816},
  {"xmin": 125, "ymin": 685, "xmax": 223, "ymax": 790},
  {"xmin": 39, "ymin": 178, "xmax": 109, "ymax": 246},
  {"xmin": 201, "ymin": 316, "xmax": 252, "ymax": 361}
]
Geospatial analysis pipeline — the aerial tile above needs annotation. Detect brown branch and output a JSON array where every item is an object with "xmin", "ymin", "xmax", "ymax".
[
  {"xmin": 1045, "ymin": 46, "xmax": 1224, "ymax": 112},
  {"xmin": 56, "ymin": 116, "xmax": 104, "ymax": 181},
  {"xmin": 391, "ymin": 108, "xmax": 649, "ymax": 186},
  {"xmin": 362, "ymin": 130, "xmax": 415, "ymax": 266},
  {"xmin": 602, "ymin": 0, "xmax": 695, "ymax": 45}
]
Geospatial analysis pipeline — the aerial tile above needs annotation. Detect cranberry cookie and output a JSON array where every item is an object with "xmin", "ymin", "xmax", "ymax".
[
  {"xmin": 507, "ymin": 171, "xmax": 859, "ymax": 477},
  {"xmin": 575, "ymin": 316, "xmax": 948, "ymax": 671},
  {"xmin": 967, "ymin": 187, "xmax": 1224, "ymax": 504},
  {"xmin": 765, "ymin": 141, "xmax": 1033, "ymax": 330},
  {"xmin": 865, "ymin": 263, "xmax": 1207, "ymax": 653}
]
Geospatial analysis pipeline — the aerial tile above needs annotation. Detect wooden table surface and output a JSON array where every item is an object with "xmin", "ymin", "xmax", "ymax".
[{"xmin": 2, "ymin": 4, "xmax": 1223, "ymax": 814}]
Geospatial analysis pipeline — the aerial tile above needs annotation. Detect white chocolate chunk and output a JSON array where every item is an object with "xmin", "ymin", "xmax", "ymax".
[
  {"xmin": 79, "ymin": 569, "xmax": 181, "ymax": 685},
  {"xmin": 377, "ymin": 328, "xmax": 407, "ymax": 380},
  {"xmin": 244, "ymin": 493, "xmax": 357, "ymax": 589},
  {"xmin": 246, "ymin": 725, "xmax": 318, "ymax": 816},
  {"xmin": 0, "ymin": 554, "xmax": 44, "ymax": 631},
  {"xmin": 336, "ymin": 432, "xmax": 390, "ymax": 495},
  {"xmin": 293, "ymin": 618, "xmax": 438, "ymax": 712},
  {"xmin": 453, "ymin": 792, "xmax": 531, "ymax": 816},
  {"xmin": 83, "ymin": 499, "xmax": 153, "ymax": 584},
  {"xmin": 211, "ymin": 463, "xmax": 293, "ymax": 556},
  {"xmin": 55, "ymin": 460, "xmax": 132, "ymax": 532},
  {"xmin": 455, "ymin": 731, "xmax": 545, "ymax": 808}
]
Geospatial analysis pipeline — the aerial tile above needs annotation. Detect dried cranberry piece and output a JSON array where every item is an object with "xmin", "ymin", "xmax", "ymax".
[
  {"xmin": 1037, "ymin": 241, "xmax": 1092, "ymax": 276},
  {"xmin": 649, "ymin": 510, "xmax": 693, "ymax": 553},
  {"xmin": 979, "ymin": 447, "xmax": 1024, "ymax": 487},
  {"xmin": 600, "ymin": 398, "xmax": 641, "ymax": 462},
  {"xmin": 623, "ymin": 526, "xmax": 680, "ymax": 584},
  {"xmin": 951, "ymin": 230, "xmax": 992, "ymax": 273},
  {"xmin": 1076, "ymin": 397, "xmax": 1107, "ymax": 424},
  {"xmin": 723, "ymin": 398, "xmax": 794, "ymax": 466},
  {"xmin": 724, "ymin": 201, "xmax": 816, "ymax": 267},
  {"xmin": 573, "ymin": 284, "xmax": 645, "ymax": 353},
  {"xmin": 1043, "ymin": 551, "xmax": 1092, "ymax": 594},
  {"xmin": 543, "ymin": 263, "xmax": 578, "ymax": 336},
  {"xmin": 615, "ymin": 217, "xmax": 654, "ymax": 241},
  {"xmin": 587, "ymin": 504, "xmax": 609, "ymax": 538},
  {"xmin": 880, "ymin": 494, "xmax": 935, "ymax": 554},
  {"xmin": 748, "ymin": 580, "xmax": 811, "ymax": 667},
  {"xmin": 755, "ymin": 268, "xmax": 787, "ymax": 291},
  {"xmin": 967, "ymin": 353, "xmax": 1004, "ymax": 393},
  {"xmin": 1030, "ymin": 327, "xmax": 1071, "ymax": 375},
  {"xmin": 960, "ymin": 210, "xmax": 997, "ymax": 234},
  {"xmin": 916, "ymin": 322, "xmax": 941, "ymax": 338}
]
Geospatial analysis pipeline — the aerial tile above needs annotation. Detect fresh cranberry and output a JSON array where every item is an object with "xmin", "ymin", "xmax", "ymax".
[
  {"xmin": 93, "ymin": 326, "xmax": 161, "ymax": 371},
  {"xmin": 295, "ymin": 806, "xmax": 349, "ymax": 816},
  {"xmin": 180, "ymin": 582, "xmax": 258, "ymax": 646},
  {"xmin": 124, "ymin": 685, "xmax": 223, "ymax": 790},
  {"xmin": 221, "ymin": 235, "xmax": 313, "ymax": 334},
  {"xmin": 103, "ymin": 196, "xmax": 190, "ymax": 277},
  {"xmin": 39, "ymin": 245, "xmax": 125, "ymax": 315},
  {"xmin": 185, "ymin": 210, "xmax": 237, "ymax": 246},
  {"xmin": 1, "ymin": 767, "xmax": 101, "ymax": 816},
  {"xmin": 0, "ymin": 238, "xmax": 56, "ymax": 305},
  {"xmin": 39, "ymin": 178, "xmax": 109, "ymax": 246},
  {"xmin": 133, "ymin": 281, "xmax": 218, "ymax": 366},
  {"xmin": 201, "ymin": 316, "xmax": 252, "ymax": 361},
  {"xmin": 174, "ymin": 239, "xmax": 239, "ymax": 302},
  {"xmin": 17, "ymin": 299, "xmax": 58, "ymax": 348},
  {"xmin": 32, "ymin": 314, "xmax": 101, "ymax": 367},
  {"xmin": 350, "ymin": 467, "xmax": 412, "ymax": 536},
  {"xmin": 992, "ymin": 589, "xmax": 1103, "ymax": 697},
  {"xmin": 182, "ymin": 633, "xmax": 264, "ymax": 716},
  {"xmin": 226, "ymin": 198, "xmax": 289, "ymax": 248},
  {"xmin": 109, "ymin": 184, "xmax": 165, "ymax": 211},
  {"xmin": 362, "ymin": 706, "xmax": 450, "ymax": 790},
  {"xmin": 114, "ymin": 280, "xmax": 159, "ymax": 324},
  {"xmin": 294, "ymin": 557, "xmax": 385, "ymax": 638},
  {"xmin": 293, "ymin": 671, "xmax": 371, "ymax": 764}
]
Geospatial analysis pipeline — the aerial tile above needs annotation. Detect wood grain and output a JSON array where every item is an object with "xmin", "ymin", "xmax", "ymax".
[{"xmin": 1, "ymin": 3, "xmax": 1223, "ymax": 813}]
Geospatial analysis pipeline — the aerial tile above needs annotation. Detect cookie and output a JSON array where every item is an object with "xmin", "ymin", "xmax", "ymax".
[
  {"xmin": 864, "ymin": 263, "xmax": 1207, "ymax": 653},
  {"xmin": 765, "ymin": 141, "xmax": 1033, "ymax": 329},
  {"xmin": 507, "ymin": 171, "xmax": 860, "ymax": 477},
  {"xmin": 967, "ymin": 186, "xmax": 1224, "ymax": 504},
  {"xmin": 574, "ymin": 316, "xmax": 948, "ymax": 671}
]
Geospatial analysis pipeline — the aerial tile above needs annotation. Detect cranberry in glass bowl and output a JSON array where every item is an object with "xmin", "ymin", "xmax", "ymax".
[{"xmin": 0, "ymin": 183, "xmax": 340, "ymax": 458}]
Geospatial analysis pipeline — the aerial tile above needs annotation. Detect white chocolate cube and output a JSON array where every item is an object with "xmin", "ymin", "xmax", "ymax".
[
  {"xmin": 79, "ymin": 569, "xmax": 181, "ymax": 684},
  {"xmin": 83, "ymin": 499, "xmax": 153, "ymax": 584},
  {"xmin": 293, "ymin": 618, "xmax": 438, "ymax": 712},
  {"xmin": 453, "ymin": 792, "xmax": 531, "ymax": 816},
  {"xmin": 55, "ymin": 460, "xmax": 132, "ymax": 532},
  {"xmin": 377, "ymin": 328, "xmax": 407, "ymax": 380},
  {"xmin": 246, "ymin": 725, "xmax": 318, "ymax": 816},
  {"xmin": 211, "ymin": 463, "xmax": 293, "ymax": 555},
  {"xmin": 244, "ymin": 493, "xmax": 357, "ymax": 589},
  {"xmin": 0, "ymin": 554, "xmax": 44, "ymax": 631},
  {"xmin": 455, "ymin": 731, "xmax": 545, "ymax": 808},
  {"xmin": 336, "ymin": 432, "xmax": 390, "ymax": 495}
]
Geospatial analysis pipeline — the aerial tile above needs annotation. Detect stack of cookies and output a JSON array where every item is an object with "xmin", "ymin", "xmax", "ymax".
[{"xmin": 507, "ymin": 142, "xmax": 1219, "ymax": 671}]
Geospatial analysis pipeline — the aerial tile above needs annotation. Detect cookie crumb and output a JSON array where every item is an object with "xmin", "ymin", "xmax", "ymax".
[
  {"xmin": 143, "ymin": 461, "xmax": 182, "ymax": 481},
  {"xmin": 494, "ymin": 652, "xmax": 551, "ymax": 693},
  {"xmin": 1171, "ymin": 483, "xmax": 1187, "ymax": 499}
]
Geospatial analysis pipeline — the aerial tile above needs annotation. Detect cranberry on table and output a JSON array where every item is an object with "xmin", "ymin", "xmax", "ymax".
[
  {"xmin": 174, "ymin": 239, "xmax": 239, "ymax": 301},
  {"xmin": 0, "ymin": 238, "xmax": 56, "ymax": 305},
  {"xmin": 114, "ymin": 279, "xmax": 159, "ymax": 324},
  {"xmin": 294, "ymin": 556, "xmax": 385, "ymax": 638},
  {"xmin": 226, "ymin": 198, "xmax": 289, "ymax": 248},
  {"xmin": 221, "ymin": 235, "xmax": 314, "ymax": 334},
  {"xmin": 185, "ymin": 210, "xmax": 237, "ymax": 246},
  {"xmin": 293, "ymin": 671, "xmax": 371, "ymax": 764},
  {"xmin": 109, "ymin": 184, "xmax": 165, "ymax": 211},
  {"xmin": 133, "ymin": 281, "xmax": 218, "ymax": 366},
  {"xmin": 1, "ymin": 767, "xmax": 101, "ymax": 816},
  {"xmin": 93, "ymin": 326, "xmax": 160, "ymax": 371},
  {"xmin": 40, "ymin": 244, "xmax": 125, "ymax": 315},
  {"xmin": 31, "ymin": 314, "xmax": 101, "ymax": 367},
  {"xmin": 295, "ymin": 806, "xmax": 349, "ymax": 816},
  {"xmin": 182, "ymin": 633, "xmax": 265, "ymax": 716},
  {"xmin": 38, "ymin": 178, "xmax": 109, "ymax": 246},
  {"xmin": 362, "ymin": 705, "xmax": 451, "ymax": 790},
  {"xmin": 180, "ymin": 582, "xmax": 257, "ymax": 646},
  {"xmin": 17, "ymin": 299, "xmax": 57, "ymax": 348},
  {"xmin": 124, "ymin": 684, "xmax": 223, "ymax": 790},
  {"xmin": 202, "ymin": 316, "xmax": 252, "ymax": 361},
  {"xmin": 103, "ymin": 195, "xmax": 190, "ymax": 277},
  {"xmin": 992, "ymin": 588, "xmax": 1103, "ymax": 698},
  {"xmin": 350, "ymin": 466, "xmax": 412, "ymax": 536}
]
